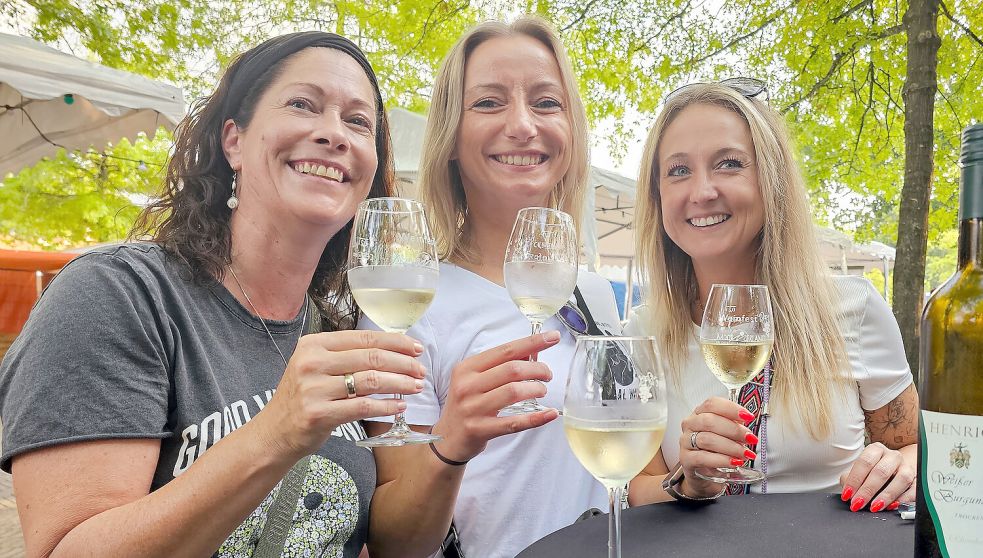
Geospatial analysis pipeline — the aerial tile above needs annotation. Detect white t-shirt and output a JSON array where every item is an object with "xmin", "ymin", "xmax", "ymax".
[
  {"xmin": 361, "ymin": 262, "xmax": 622, "ymax": 558},
  {"xmin": 625, "ymin": 275, "xmax": 913, "ymax": 493}
]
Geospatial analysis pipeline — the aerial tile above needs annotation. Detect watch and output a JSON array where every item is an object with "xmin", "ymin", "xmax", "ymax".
[{"xmin": 662, "ymin": 464, "xmax": 726, "ymax": 503}]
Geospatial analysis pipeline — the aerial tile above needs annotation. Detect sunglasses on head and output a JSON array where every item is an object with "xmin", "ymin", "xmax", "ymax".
[{"xmin": 664, "ymin": 76, "xmax": 769, "ymax": 105}]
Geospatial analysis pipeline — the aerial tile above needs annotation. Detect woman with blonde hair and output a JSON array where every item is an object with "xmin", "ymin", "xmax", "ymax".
[
  {"xmin": 359, "ymin": 16, "xmax": 623, "ymax": 558},
  {"xmin": 625, "ymin": 80, "xmax": 918, "ymax": 512}
]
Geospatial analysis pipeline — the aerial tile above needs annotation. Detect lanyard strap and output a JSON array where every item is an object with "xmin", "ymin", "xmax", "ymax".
[{"xmin": 725, "ymin": 358, "xmax": 772, "ymax": 496}]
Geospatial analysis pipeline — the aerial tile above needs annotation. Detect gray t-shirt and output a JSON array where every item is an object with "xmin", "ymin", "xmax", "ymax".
[{"xmin": 0, "ymin": 243, "xmax": 375, "ymax": 558}]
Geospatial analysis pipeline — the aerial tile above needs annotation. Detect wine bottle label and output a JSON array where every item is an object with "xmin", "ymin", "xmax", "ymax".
[{"xmin": 919, "ymin": 410, "xmax": 983, "ymax": 556}]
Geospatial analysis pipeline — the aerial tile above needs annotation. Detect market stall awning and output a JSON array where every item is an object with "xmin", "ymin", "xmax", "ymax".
[{"xmin": 0, "ymin": 32, "xmax": 185, "ymax": 177}]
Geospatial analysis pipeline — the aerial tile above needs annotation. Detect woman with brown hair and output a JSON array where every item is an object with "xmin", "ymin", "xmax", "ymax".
[
  {"xmin": 0, "ymin": 32, "xmax": 438, "ymax": 557},
  {"xmin": 626, "ymin": 81, "xmax": 917, "ymax": 512}
]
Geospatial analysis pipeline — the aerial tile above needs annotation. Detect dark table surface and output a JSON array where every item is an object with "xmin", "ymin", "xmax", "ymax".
[{"xmin": 517, "ymin": 492, "xmax": 914, "ymax": 557}]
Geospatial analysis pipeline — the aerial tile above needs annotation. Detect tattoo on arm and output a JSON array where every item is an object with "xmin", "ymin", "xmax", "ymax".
[{"xmin": 864, "ymin": 384, "xmax": 918, "ymax": 449}]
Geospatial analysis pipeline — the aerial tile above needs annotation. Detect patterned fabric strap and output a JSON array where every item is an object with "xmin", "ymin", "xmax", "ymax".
[{"xmin": 725, "ymin": 358, "xmax": 772, "ymax": 496}]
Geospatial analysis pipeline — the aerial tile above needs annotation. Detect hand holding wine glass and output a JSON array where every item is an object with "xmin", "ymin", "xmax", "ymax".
[
  {"xmin": 694, "ymin": 284, "xmax": 774, "ymax": 484},
  {"xmin": 563, "ymin": 336, "xmax": 667, "ymax": 558},
  {"xmin": 500, "ymin": 207, "xmax": 578, "ymax": 415},
  {"xmin": 347, "ymin": 197, "xmax": 439, "ymax": 447}
]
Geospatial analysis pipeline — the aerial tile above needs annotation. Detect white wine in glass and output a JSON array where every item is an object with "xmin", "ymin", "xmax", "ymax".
[
  {"xmin": 695, "ymin": 283, "xmax": 774, "ymax": 484},
  {"xmin": 501, "ymin": 207, "xmax": 578, "ymax": 416},
  {"xmin": 564, "ymin": 336, "xmax": 667, "ymax": 558},
  {"xmin": 347, "ymin": 197, "xmax": 440, "ymax": 447}
]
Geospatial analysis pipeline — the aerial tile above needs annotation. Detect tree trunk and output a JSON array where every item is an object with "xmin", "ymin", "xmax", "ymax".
[{"xmin": 894, "ymin": 0, "xmax": 941, "ymax": 381}]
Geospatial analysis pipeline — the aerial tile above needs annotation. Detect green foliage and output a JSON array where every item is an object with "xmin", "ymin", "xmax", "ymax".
[
  {"xmin": 1, "ymin": 0, "xmax": 980, "ymax": 279},
  {"xmin": 0, "ymin": 133, "xmax": 170, "ymax": 249}
]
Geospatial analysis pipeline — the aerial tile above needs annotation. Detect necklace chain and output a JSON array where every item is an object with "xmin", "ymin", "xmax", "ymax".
[{"xmin": 228, "ymin": 266, "xmax": 306, "ymax": 368}]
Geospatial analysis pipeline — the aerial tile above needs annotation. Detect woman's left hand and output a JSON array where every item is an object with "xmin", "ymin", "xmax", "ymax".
[{"xmin": 839, "ymin": 442, "xmax": 916, "ymax": 513}]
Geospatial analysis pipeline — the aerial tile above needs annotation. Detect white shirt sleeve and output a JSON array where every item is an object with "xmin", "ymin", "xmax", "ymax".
[{"xmin": 838, "ymin": 277, "xmax": 913, "ymax": 411}]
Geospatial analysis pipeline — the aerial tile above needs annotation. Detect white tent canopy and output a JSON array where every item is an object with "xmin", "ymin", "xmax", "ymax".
[{"xmin": 0, "ymin": 32, "xmax": 185, "ymax": 177}]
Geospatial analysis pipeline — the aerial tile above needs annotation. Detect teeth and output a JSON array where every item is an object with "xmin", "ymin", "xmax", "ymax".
[
  {"xmin": 690, "ymin": 215, "xmax": 729, "ymax": 227},
  {"xmin": 496, "ymin": 155, "xmax": 543, "ymax": 166},
  {"xmin": 294, "ymin": 162, "xmax": 344, "ymax": 182}
]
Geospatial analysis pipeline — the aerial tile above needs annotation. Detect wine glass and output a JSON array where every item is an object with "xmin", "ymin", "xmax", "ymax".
[
  {"xmin": 694, "ymin": 283, "xmax": 774, "ymax": 483},
  {"xmin": 563, "ymin": 336, "xmax": 667, "ymax": 558},
  {"xmin": 347, "ymin": 197, "xmax": 440, "ymax": 447},
  {"xmin": 500, "ymin": 207, "xmax": 579, "ymax": 416}
]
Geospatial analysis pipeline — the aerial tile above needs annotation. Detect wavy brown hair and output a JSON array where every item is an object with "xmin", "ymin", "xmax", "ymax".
[{"xmin": 131, "ymin": 32, "xmax": 395, "ymax": 331}]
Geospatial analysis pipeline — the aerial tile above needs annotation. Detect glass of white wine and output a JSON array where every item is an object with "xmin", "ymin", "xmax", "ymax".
[
  {"xmin": 347, "ymin": 197, "xmax": 440, "ymax": 447},
  {"xmin": 501, "ymin": 207, "xmax": 579, "ymax": 416},
  {"xmin": 564, "ymin": 336, "xmax": 667, "ymax": 558},
  {"xmin": 695, "ymin": 283, "xmax": 774, "ymax": 483}
]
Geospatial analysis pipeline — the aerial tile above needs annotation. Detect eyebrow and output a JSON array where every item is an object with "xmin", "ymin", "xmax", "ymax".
[
  {"xmin": 284, "ymin": 81, "xmax": 376, "ymax": 112},
  {"xmin": 663, "ymin": 146, "xmax": 753, "ymax": 161},
  {"xmin": 464, "ymin": 80, "xmax": 564, "ymax": 96}
]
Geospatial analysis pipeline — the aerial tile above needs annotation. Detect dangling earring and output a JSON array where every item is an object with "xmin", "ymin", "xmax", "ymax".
[{"xmin": 227, "ymin": 172, "xmax": 239, "ymax": 210}]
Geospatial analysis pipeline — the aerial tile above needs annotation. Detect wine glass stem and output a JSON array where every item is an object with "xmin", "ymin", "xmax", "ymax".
[
  {"xmin": 608, "ymin": 485, "xmax": 623, "ymax": 558},
  {"xmin": 529, "ymin": 321, "xmax": 542, "ymax": 362},
  {"xmin": 392, "ymin": 394, "xmax": 409, "ymax": 431},
  {"xmin": 729, "ymin": 388, "xmax": 739, "ymax": 404}
]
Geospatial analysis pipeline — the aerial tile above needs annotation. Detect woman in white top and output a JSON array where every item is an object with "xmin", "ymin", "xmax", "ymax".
[
  {"xmin": 360, "ymin": 17, "xmax": 622, "ymax": 558},
  {"xmin": 625, "ymin": 81, "xmax": 918, "ymax": 513}
]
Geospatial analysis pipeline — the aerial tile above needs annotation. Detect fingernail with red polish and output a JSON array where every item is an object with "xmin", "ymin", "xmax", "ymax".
[
  {"xmin": 745, "ymin": 432, "xmax": 759, "ymax": 445},
  {"xmin": 739, "ymin": 410, "xmax": 755, "ymax": 422},
  {"xmin": 841, "ymin": 486, "xmax": 854, "ymax": 501},
  {"xmin": 887, "ymin": 501, "xmax": 900, "ymax": 511},
  {"xmin": 870, "ymin": 500, "xmax": 885, "ymax": 513},
  {"xmin": 743, "ymin": 449, "xmax": 757, "ymax": 460},
  {"xmin": 850, "ymin": 497, "xmax": 866, "ymax": 512},
  {"xmin": 730, "ymin": 457, "xmax": 744, "ymax": 466}
]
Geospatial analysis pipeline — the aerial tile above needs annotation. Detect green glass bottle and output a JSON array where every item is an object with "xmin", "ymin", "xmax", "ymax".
[{"xmin": 915, "ymin": 123, "xmax": 983, "ymax": 557}]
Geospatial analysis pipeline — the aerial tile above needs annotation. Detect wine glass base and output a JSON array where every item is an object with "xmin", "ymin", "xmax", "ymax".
[
  {"xmin": 498, "ymin": 399, "xmax": 553, "ymax": 416},
  {"xmin": 355, "ymin": 425, "xmax": 441, "ymax": 448},
  {"xmin": 693, "ymin": 465, "xmax": 764, "ymax": 484}
]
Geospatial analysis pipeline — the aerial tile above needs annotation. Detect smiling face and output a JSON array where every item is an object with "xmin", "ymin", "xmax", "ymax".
[
  {"xmin": 454, "ymin": 34, "xmax": 572, "ymax": 212},
  {"xmin": 657, "ymin": 103, "xmax": 765, "ymax": 268},
  {"xmin": 222, "ymin": 47, "xmax": 379, "ymax": 235}
]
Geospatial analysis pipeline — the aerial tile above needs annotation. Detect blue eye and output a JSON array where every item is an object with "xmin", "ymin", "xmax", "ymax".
[
  {"xmin": 534, "ymin": 98, "xmax": 563, "ymax": 110},
  {"xmin": 719, "ymin": 158, "xmax": 747, "ymax": 169},
  {"xmin": 667, "ymin": 165, "xmax": 689, "ymax": 177},
  {"xmin": 473, "ymin": 98, "xmax": 502, "ymax": 109}
]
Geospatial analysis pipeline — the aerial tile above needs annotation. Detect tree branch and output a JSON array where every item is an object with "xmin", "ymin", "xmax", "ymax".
[
  {"xmin": 940, "ymin": 0, "xmax": 983, "ymax": 50},
  {"xmin": 833, "ymin": 0, "xmax": 872, "ymax": 23},
  {"xmin": 561, "ymin": 0, "xmax": 601, "ymax": 32},
  {"xmin": 683, "ymin": 1, "xmax": 800, "ymax": 66}
]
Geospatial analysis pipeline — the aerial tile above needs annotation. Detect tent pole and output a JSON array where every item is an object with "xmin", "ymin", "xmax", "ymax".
[
  {"xmin": 882, "ymin": 256, "xmax": 890, "ymax": 303},
  {"xmin": 624, "ymin": 258, "xmax": 634, "ymax": 320}
]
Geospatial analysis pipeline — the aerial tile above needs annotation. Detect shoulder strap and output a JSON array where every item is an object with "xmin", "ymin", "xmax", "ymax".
[
  {"xmin": 573, "ymin": 286, "xmax": 605, "ymax": 335},
  {"xmin": 253, "ymin": 455, "xmax": 312, "ymax": 557},
  {"xmin": 253, "ymin": 298, "xmax": 321, "ymax": 557}
]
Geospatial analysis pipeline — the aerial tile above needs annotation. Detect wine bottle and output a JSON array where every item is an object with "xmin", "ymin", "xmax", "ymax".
[{"xmin": 915, "ymin": 123, "xmax": 983, "ymax": 557}]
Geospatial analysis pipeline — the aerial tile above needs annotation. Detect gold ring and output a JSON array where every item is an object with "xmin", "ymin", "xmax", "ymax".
[{"xmin": 344, "ymin": 373, "xmax": 357, "ymax": 399}]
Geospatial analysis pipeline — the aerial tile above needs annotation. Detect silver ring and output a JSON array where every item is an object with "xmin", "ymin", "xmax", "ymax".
[
  {"xmin": 344, "ymin": 373, "xmax": 357, "ymax": 399},
  {"xmin": 690, "ymin": 431, "xmax": 701, "ymax": 450}
]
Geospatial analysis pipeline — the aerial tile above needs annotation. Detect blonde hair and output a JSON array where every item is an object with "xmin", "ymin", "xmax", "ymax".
[
  {"xmin": 418, "ymin": 16, "xmax": 589, "ymax": 261},
  {"xmin": 635, "ymin": 84, "xmax": 848, "ymax": 439}
]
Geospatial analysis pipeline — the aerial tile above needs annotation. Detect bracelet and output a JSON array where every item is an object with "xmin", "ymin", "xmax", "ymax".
[
  {"xmin": 428, "ymin": 426, "xmax": 469, "ymax": 466},
  {"xmin": 662, "ymin": 464, "xmax": 725, "ymax": 503}
]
